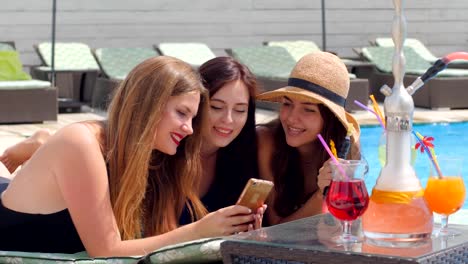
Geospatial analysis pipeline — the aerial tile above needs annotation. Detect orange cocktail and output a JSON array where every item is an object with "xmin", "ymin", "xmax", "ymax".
[
  {"xmin": 424, "ymin": 156, "xmax": 466, "ymax": 236},
  {"xmin": 424, "ymin": 176, "xmax": 465, "ymax": 215}
]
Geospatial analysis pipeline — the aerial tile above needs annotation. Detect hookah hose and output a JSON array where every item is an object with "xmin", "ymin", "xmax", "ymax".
[
  {"xmin": 407, "ymin": 52, "xmax": 468, "ymax": 95},
  {"xmin": 420, "ymin": 58, "xmax": 447, "ymax": 83},
  {"xmin": 422, "ymin": 52, "xmax": 468, "ymax": 82}
]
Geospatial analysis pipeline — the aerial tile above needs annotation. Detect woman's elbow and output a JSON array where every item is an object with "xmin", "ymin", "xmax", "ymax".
[{"xmin": 85, "ymin": 241, "xmax": 124, "ymax": 258}]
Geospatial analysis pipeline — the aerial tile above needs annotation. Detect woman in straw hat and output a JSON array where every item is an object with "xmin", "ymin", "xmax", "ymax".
[
  {"xmin": 256, "ymin": 51, "xmax": 361, "ymax": 226},
  {"xmin": 0, "ymin": 56, "xmax": 257, "ymax": 256}
]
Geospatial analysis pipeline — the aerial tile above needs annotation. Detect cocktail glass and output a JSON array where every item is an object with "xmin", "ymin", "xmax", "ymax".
[
  {"xmin": 424, "ymin": 156, "xmax": 466, "ymax": 237},
  {"xmin": 326, "ymin": 159, "xmax": 369, "ymax": 243}
]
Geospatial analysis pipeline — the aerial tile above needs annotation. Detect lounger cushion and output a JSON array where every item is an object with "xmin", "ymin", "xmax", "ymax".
[
  {"xmin": 0, "ymin": 238, "xmax": 224, "ymax": 263},
  {"xmin": 142, "ymin": 237, "xmax": 224, "ymax": 264},
  {"xmin": 0, "ymin": 251, "xmax": 139, "ymax": 263},
  {"xmin": 0, "ymin": 43, "xmax": 15, "ymax": 51},
  {"xmin": 266, "ymin": 41, "xmax": 357, "ymax": 79},
  {"xmin": 267, "ymin": 40, "xmax": 321, "ymax": 61},
  {"xmin": 374, "ymin": 38, "xmax": 468, "ymax": 68},
  {"xmin": 230, "ymin": 46, "xmax": 295, "ymax": 80},
  {"xmin": 0, "ymin": 51, "xmax": 31, "ymax": 81},
  {"xmin": 37, "ymin": 42, "xmax": 99, "ymax": 71},
  {"xmin": 158, "ymin": 43, "xmax": 216, "ymax": 67},
  {"xmin": 94, "ymin": 47, "xmax": 158, "ymax": 80},
  {"xmin": 362, "ymin": 46, "xmax": 468, "ymax": 77},
  {"xmin": 375, "ymin": 38, "xmax": 438, "ymax": 63},
  {"xmin": 0, "ymin": 80, "xmax": 51, "ymax": 90}
]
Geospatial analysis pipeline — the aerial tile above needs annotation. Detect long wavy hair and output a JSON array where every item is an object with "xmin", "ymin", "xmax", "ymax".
[
  {"xmin": 105, "ymin": 56, "xmax": 208, "ymax": 239},
  {"xmin": 198, "ymin": 56, "xmax": 259, "ymax": 209},
  {"xmin": 263, "ymin": 104, "xmax": 348, "ymax": 217}
]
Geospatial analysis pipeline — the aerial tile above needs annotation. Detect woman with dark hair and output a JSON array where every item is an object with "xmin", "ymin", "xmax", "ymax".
[
  {"xmin": 256, "ymin": 51, "xmax": 361, "ymax": 226},
  {"xmin": 0, "ymin": 56, "xmax": 256, "ymax": 256},
  {"xmin": 179, "ymin": 56, "xmax": 264, "ymax": 227}
]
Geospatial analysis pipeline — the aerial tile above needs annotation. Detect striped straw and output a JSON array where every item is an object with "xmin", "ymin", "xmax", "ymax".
[
  {"xmin": 354, "ymin": 100, "xmax": 385, "ymax": 130},
  {"xmin": 317, "ymin": 134, "xmax": 348, "ymax": 180},
  {"xmin": 412, "ymin": 131, "xmax": 443, "ymax": 178},
  {"xmin": 370, "ymin": 95, "xmax": 386, "ymax": 128}
]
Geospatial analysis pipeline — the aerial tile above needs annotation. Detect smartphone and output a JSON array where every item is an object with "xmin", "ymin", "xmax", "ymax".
[{"xmin": 236, "ymin": 178, "xmax": 274, "ymax": 212}]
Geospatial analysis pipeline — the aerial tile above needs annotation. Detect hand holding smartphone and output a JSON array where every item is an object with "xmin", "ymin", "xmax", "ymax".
[{"xmin": 236, "ymin": 178, "xmax": 274, "ymax": 212}]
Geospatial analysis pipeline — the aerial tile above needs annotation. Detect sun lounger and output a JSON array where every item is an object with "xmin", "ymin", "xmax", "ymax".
[
  {"xmin": 31, "ymin": 42, "xmax": 100, "ymax": 112},
  {"xmin": 92, "ymin": 47, "xmax": 159, "ymax": 109},
  {"xmin": 0, "ymin": 41, "xmax": 15, "ymax": 51},
  {"xmin": 357, "ymin": 46, "xmax": 468, "ymax": 109},
  {"xmin": 0, "ymin": 237, "xmax": 224, "ymax": 263},
  {"xmin": 373, "ymin": 37, "xmax": 468, "ymax": 69},
  {"xmin": 265, "ymin": 40, "xmax": 321, "ymax": 61},
  {"xmin": 156, "ymin": 42, "xmax": 216, "ymax": 68},
  {"xmin": 0, "ymin": 81, "xmax": 57, "ymax": 123},
  {"xmin": 0, "ymin": 45, "xmax": 57, "ymax": 123},
  {"xmin": 226, "ymin": 46, "xmax": 293, "ymax": 111},
  {"xmin": 265, "ymin": 40, "xmax": 374, "ymax": 74}
]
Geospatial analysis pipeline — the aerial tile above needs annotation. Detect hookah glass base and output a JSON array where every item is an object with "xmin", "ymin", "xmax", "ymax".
[{"xmin": 362, "ymin": 191, "xmax": 433, "ymax": 244}]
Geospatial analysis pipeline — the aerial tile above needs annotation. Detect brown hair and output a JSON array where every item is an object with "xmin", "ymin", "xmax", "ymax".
[
  {"xmin": 264, "ymin": 104, "xmax": 347, "ymax": 217},
  {"xmin": 198, "ymin": 56, "xmax": 259, "ymax": 207},
  {"xmin": 105, "ymin": 56, "xmax": 208, "ymax": 239}
]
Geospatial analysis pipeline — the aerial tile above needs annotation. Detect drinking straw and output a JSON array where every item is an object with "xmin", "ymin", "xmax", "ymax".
[
  {"xmin": 354, "ymin": 100, "xmax": 386, "ymax": 130},
  {"xmin": 317, "ymin": 134, "xmax": 348, "ymax": 180},
  {"xmin": 415, "ymin": 131, "xmax": 439, "ymax": 168},
  {"xmin": 412, "ymin": 131, "xmax": 443, "ymax": 178},
  {"xmin": 370, "ymin": 94, "xmax": 386, "ymax": 128}
]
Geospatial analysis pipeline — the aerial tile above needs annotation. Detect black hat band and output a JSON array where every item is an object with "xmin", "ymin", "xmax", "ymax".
[{"xmin": 288, "ymin": 77, "xmax": 346, "ymax": 107}]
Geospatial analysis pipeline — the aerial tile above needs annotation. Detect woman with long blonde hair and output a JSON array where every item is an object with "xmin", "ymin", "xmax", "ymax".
[{"xmin": 0, "ymin": 56, "xmax": 255, "ymax": 256}]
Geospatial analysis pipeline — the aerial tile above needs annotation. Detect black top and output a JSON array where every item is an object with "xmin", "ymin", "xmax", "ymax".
[
  {"xmin": 179, "ymin": 175, "xmax": 250, "ymax": 225},
  {"xmin": 0, "ymin": 182, "xmax": 85, "ymax": 253}
]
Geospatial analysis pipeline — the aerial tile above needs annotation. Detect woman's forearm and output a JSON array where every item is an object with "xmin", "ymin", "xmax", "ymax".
[{"xmin": 88, "ymin": 222, "xmax": 203, "ymax": 258}]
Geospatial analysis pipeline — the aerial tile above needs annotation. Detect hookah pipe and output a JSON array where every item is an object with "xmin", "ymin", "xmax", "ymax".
[{"xmin": 381, "ymin": 52, "xmax": 468, "ymax": 96}]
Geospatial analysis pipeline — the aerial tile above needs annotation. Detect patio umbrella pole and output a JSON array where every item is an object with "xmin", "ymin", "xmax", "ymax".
[
  {"xmin": 51, "ymin": 0, "xmax": 56, "ymax": 87},
  {"xmin": 321, "ymin": 0, "xmax": 326, "ymax": 51}
]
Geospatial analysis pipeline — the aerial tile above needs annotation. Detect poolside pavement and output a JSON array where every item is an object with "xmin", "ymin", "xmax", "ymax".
[{"xmin": 1, "ymin": 105, "xmax": 468, "ymax": 224}]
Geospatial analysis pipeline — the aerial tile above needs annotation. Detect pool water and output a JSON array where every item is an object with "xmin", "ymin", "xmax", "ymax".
[{"xmin": 360, "ymin": 122, "xmax": 468, "ymax": 209}]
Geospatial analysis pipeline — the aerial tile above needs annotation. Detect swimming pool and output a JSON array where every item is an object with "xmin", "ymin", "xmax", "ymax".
[{"xmin": 360, "ymin": 122, "xmax": 468, "ymax": 209}]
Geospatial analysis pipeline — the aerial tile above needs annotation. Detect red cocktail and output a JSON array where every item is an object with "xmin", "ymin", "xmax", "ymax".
[
  {"xmin": 326, "ymin": 179, "xmax": 369, "ymax": 221},
  {"xmin": 326, "ymin": 159, "xmax": 369, "ymax": 243}
]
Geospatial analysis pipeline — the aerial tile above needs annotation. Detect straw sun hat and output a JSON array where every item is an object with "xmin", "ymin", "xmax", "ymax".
[{"xmin": 256, "ymin": 51, "xmax": 360, "ymax": 141}]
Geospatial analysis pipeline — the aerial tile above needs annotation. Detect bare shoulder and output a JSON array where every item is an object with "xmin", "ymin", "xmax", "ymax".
[
  {"xmin": 43, "ymin": 122, "xmax": 105, "ymax": 168},
  {"xmin": 48, "ymin": 122, "xmax": 102, "ymax": 152}
]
